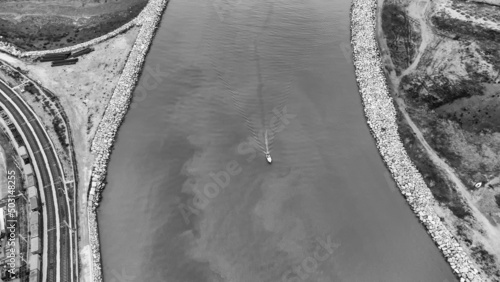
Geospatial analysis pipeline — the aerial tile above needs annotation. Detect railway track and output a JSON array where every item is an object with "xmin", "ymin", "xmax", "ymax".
[{"xmin": 0, "ymin": 80, "xmax": 73, "ymax": 282}]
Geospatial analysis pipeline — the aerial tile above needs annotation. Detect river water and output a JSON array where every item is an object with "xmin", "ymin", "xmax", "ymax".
[{"xmin": 98, "ymin": 0, "xmax": 457, "ymax": 281}]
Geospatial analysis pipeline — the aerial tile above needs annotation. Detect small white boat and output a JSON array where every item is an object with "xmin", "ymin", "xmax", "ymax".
[
  {"xmin": 265, "ymin": 130, "xmax": 272, "ymax": 164},
  {"xmin": 265, "ymin": 152, "xmax": 272, "ymax": 164}
]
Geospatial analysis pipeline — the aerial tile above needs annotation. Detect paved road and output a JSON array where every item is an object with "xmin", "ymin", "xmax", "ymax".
[{"xmin": 0, "ymin": 80, "xmax": 73, "ymax": 282}]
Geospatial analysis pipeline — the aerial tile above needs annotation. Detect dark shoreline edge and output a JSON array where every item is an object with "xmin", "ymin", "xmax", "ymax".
[{"xmin": 349, "ymin": 0, "xmax": 484, "ymax": 281}]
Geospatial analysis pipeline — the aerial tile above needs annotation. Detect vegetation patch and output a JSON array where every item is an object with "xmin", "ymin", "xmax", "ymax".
[
  {"xmin": 23, "ymin": 82, "xmax": 69, "ymax": 152},
  {"xmin": 396, "ymin": 110, "xmax": 471, "ymax": 219},
  {"xmin": 432, "ymin": 13, "xmax": 500, "ymax": 42},
  {"xmin": 436, "ymin": 86, "xmax": 500, "ymax": 133},
  {"xmin": 0, "ymin": 1, "xmax": 146, "ymax": 51},
  {"xmin": 401, "ymin": 74, "xmax": 485, "ymax": 109},
  {"xmin": 471, "ymin": 245, "xmax": 500, "ymax": 278},
  {"xmin": 424, "ymin": 119, "xmax": 463, "ymax": 164},
  {"xmin": 450, "ymin": 0, "xmax": 500, "ymax": 22},
  {"xmin": 401, "ymin": 75, "xmax": 500, "ymax": 190},
  {"xmin": 382, "ymin": 3, "xmax": 421, "ymax": 76}
]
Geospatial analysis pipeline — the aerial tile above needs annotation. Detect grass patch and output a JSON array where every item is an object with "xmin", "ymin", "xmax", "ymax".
[
  {"xmin": 0, "ymin": 1, "xmax": 147, "ymax": 51},
  {"xmin": 432, "ymin": 13, "xmax": 500, "ymax": 42},
  {"xmin": 402, "ymin": 74, "xmax": 485, "ymax": 109},
  {"xmin": 471, "ymin": 245, "xmax": 500, "ymax": 278},
  {"xmin": 476, "ymin": 41, "xmax": 500, "ymax": 75},
  {"xmin": 425, "ymin": 119, "xmax": 463, "ymax": 165},
  {"xmin": 52, "ymin": 116, "xmax": 68, "ymax": 149},
  {"xmin": 24, "ymin": 82, "xmax": 40, "ymax": 96},
  {"xmin": 382, "ymin": 3, "xmax": 421, "ymax": 75},
  {"xmin": 436, "ymin": 87, "xmax": 500, "ymax": 134},
  {"xmin": 397, "ymin": 110, "xmax": 471, "ymax": 219}
]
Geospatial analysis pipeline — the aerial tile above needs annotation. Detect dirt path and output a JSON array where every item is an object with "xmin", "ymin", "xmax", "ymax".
[
  {"xmin": 400, "ymin": 0, "xmax": 432, "ymax": 78},
  {"xmin": 378, "ymin": 0, "xmax": 500, "ymax": 263},
  {"xmin": 396, "ymin": 97, "xmax": 500, "ymax": 257}
]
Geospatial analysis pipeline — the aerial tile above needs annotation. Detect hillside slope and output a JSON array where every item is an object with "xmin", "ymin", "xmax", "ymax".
[{"xmin": 0, "ymin": 0, "xmax": 147, "ymax": 51}]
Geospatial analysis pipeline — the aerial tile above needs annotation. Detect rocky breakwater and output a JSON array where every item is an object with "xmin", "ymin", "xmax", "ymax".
[
  {"xmin": 85, "ymin": 0, "xmax": 169, "ymax": 281},
  {"xmin": 350, "ymin": 1, "xmax": 484, "ymax": 282},
  {"xmin": 0, "ymin": 42, "xmax": 22, "ymax": 57}
]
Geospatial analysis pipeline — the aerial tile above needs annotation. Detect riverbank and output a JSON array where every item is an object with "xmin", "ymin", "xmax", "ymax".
[
  {"xmin": 85, "ymin": 0, "xmax": 169, "ymax": 280},
  {"xmin": 377, "ymin": 0, "xmax": 500, "ymax": 278},
  {"xmin": 350, "ymin": 1, "xmax": 484, "ymax": 281}
]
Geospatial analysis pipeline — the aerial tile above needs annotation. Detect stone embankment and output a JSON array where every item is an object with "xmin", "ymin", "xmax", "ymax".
[
  {"xmin": 351, "ymin": 1, "xmax": 484, "ymax": 282},
  {"xmin": 85, "ymin": 0, "xmax": 168, "ymax": 281}
]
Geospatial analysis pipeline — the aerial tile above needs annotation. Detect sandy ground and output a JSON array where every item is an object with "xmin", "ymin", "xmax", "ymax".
[
  {"xmin": 0, "ymin": 24, "xmax": 140, "ymax": 282},
  {"xmin": 0, "ymin": 25, "xmax": 140, "ymax": 145}
]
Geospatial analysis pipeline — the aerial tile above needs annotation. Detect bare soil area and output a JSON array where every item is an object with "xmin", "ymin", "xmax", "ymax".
[{"xmin": 0, "ymin": 25, "xmax": 140, "ymax": 147}]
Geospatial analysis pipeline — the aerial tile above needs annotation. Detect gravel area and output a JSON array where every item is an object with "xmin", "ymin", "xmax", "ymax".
[{"xmin": 351, "ymin": 0, "xmax": 484, "ymax": 281}]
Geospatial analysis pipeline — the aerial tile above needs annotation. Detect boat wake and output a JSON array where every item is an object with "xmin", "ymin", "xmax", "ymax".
[
  {"xmin": 202, "ymin": 2, "xmax": 292, "ymax": 164},
  {"xmin": 265, "ymin": 130, "xmax": 272, "ymax": 164}
]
